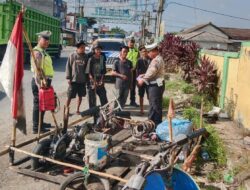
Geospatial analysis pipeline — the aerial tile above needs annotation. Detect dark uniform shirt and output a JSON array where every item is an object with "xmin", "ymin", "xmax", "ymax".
[
  {"xmin": 112, "ymin": 58, "xmax": 133, "ymax": 89},
  {"xmin": 86, "ymin": 55, "xmax": 106, "ymax": 81},
  {"xmin": 135, "ymin": 57, "xmax": 150, "ymax": 77}
]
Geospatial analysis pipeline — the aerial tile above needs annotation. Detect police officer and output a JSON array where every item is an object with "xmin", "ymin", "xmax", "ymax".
[
  {"xmin": 137, "ymin": 43, "xmax": 165, "ymax": 126},
  {"xmin": 127, "ymin": 37, "xmax": 139, "ymax": 107},
  {"xmin": 31, "ymin": 31, "xmax": 54, "ymax": 134}
]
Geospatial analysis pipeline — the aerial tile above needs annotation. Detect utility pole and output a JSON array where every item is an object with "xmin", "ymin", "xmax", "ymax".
[
  {"xmin": 141, "ymin": 17, "xmax": 145, "ymax": 45},
  {"xmin": 141, "ymin": 0, "xmax": 149, "ymax": 45},
  {"xmin": 156, "ymin": 0, "xmax": 165, "ymax": 40},
  {"xmin": 79, "ymin": 6, "xmax": 84, "ymax": 40}
]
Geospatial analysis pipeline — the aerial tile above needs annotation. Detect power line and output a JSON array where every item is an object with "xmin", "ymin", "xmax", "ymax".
[
  {"xmin": 67, "ymin": 1, "xmax": 157, "ymax": 9},
  {"xmin": 166, "ymin": 2, "xmax": 250, "ymax": 22}
]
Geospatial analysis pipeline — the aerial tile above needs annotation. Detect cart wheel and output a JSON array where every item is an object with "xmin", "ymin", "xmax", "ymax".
[
  {"xmin": 31, "ymin": 138, "xmax": 52, "ymax": 170},
  {"xmin": 60, "ymin": 172, "xmax": 110, "ymax": 190}
]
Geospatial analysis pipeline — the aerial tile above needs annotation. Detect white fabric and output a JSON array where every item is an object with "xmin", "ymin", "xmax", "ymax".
[{"xmin": 0, "ymin": 41, "xmax": 17, "ymax": 99}]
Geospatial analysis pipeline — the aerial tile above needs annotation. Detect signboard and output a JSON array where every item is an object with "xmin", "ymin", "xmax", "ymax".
[
  {"xmin": 84, "ymin": 0, "xmax": 138, "ymax": 21},
  {"xmin": 66, "ymin": 15, "xmax": 76, "ymax": 30},
  {"xmin": 78, "ymin": 17, "xmax": 88, "ymax": 25}
]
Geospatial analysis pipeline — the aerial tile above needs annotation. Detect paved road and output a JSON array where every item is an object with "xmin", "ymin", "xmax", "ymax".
[
  {"xmin": 0, "ymin": 46, "xmax": 146, "ymax": 190},
  {"xmin": 0, "ymin": 46, "xmax": 73, "ymax": 145}
]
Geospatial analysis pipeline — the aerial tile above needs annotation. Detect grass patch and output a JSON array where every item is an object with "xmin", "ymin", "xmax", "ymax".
[
  {"xmin": 181, "ymin": 83, "xmax": 196, "ymax": 94},
  {"xmin": 207, "ymin": 169, "xmax": 223, "ymax": 182},
  {"xmin": 165, "ymin": 80, "xmax": 196, "ymax": 94}
]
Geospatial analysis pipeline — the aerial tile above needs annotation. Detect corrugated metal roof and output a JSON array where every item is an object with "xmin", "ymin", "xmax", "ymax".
[
  {"xmin": 178, "ymin": 31, "xmax": 232, "ymax": 43},
  {"xmin": 220, "ymin": 27, "xmax": 250, "ymax": 40}
]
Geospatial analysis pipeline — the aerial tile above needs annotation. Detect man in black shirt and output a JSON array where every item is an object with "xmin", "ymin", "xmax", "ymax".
[
  {"xmin": 135, "ymin": 45, "xmax": 150, "ymax": 114},
  {"xmin": 86, "ymin": 44, "xmax": 108, "ymax": 107}
]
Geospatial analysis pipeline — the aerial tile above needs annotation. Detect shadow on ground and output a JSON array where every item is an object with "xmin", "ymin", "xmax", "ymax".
[{"xmin": 0, "ymin": 90, "xmax": 6, "ymax": 101}]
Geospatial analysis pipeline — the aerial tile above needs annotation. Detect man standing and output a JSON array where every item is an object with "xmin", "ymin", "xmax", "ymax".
[
  {"xmin": 127, "ymin": 38, "xmax": 139, "ymax": 107},
  {"xmin": 86, "ymin": 44, "xmax": 108, "ymax": 107},
  {"xmin": 137, "ymin": 43, "xmax": 165, "ymax": 126},
  {"xmin": 111, "ymin": 46, "xmax": 132, "ymax": 108},
  {"xmin": 135, "ymin": 45, "xmax": 150, "ymax": 115},
  {"xmin": 31, "ymin": 31, "xmax": 54, "ymax": 134},
  {"xmin": 65, "ymin": 40, "xmax": 88, "ymax": 114}
]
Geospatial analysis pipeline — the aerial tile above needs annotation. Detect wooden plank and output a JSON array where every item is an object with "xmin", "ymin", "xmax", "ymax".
[
  {"xmin": 121, "ymin": 150, "xmax": 154, "ymax": 160},
  {"xmin": 10, "ymin": 147, "xmax": 128, "ymax": 183},
  {"xmin": 111, "ymin": 129, "xmax": 131, "ymax": 147},
  {"xmin": 106, "ymin": 166, "xmax": 129, "ymax": 183},
  {"xmin": 10, "ymin": 167, "xmax": 63, "ymax": 184},
  {"xmin": 0, "ymin": 116, "xmax": 91, "ymax": 157},
  {"xmin": 117, "ymin": 167, "xmax": 135, "ymax": 188},
  {"xmin": 0, "ymin": 129, "xmax": 57, "ymax": 157}
]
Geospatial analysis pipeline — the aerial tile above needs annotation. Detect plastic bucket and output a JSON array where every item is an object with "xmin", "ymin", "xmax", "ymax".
[
  {"xmin": 84, "ymin": 133, "xmax": 108, "ymax": 169},
  {"xmin": 144, "ymin": 167, "xmax": 200, "ymax": 190}
]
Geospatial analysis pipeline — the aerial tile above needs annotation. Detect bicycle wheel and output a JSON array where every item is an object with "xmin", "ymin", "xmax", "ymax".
[{"xmin": 60, "ymin": 172, "xmax": 110, "ymax": 190}]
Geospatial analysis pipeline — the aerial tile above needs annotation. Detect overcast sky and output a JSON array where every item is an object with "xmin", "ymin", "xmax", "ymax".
[{"xmin": 66, "ymin": 0, "xmax": 250, "ymax": 33}]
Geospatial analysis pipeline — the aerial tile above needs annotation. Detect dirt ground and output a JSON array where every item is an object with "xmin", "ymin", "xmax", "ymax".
[
  {"xmin": 0, "ymin": 84, "xmax": 250, "ymax": 189},
  {"xmin": 0, "ymin": 84, "xmax": 149, "ymax": 190}
]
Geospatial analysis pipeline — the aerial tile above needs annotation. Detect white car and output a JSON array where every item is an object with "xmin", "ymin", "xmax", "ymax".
[{"xmin": 90, "ymin": 38, "xmax": 126, "ymax": 71}]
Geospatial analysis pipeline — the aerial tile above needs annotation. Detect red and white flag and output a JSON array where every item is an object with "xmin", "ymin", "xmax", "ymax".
[{"xmin": 0, "ymin": 12, "xmax": 26, "ymax": 134}]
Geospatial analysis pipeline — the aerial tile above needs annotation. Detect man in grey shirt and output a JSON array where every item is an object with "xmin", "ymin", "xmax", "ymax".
[
  {"xmin": 111, "ymin": 46, "xmax": 133, "ymax": 108},
  {"xmin": 65, "ymin": 40, "xmax": 88, "ymax": 114}
]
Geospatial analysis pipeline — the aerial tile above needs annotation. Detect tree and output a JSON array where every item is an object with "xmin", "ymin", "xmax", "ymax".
[
  {"xmin": 109, "ymin": 27, "xmax": 126, "ymax": 35},
  {"xmin": 87, "ymin": 18, "xmax": 97, "ymax": 27}
]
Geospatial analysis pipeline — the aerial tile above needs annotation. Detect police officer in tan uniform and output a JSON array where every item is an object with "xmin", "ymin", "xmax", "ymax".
[{"xmin": 137, "ymin": 43, "xmax": 165, "ymax": 126}]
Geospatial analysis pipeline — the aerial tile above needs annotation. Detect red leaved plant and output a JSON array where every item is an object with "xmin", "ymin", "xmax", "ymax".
[
  {"xmin": 160, "ymin": 33, "xmax": 199, "ymax": 82},
  {"xmin": 192, "ymin": 56, "xmax": 219, "ymax": 102}
]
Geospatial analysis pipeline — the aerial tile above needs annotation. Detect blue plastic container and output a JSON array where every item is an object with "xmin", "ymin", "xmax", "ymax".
[
  {"xmin": 144, "ymin": 167, "xmax": 200, "ymax": 190},
  {"xmin": 156, "ymin": 118, "xmax": 193, "ymax": 141}
]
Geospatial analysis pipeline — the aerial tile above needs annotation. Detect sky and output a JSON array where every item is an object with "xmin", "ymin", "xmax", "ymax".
[
  {"xmin": 163, "ymin": 0, "xmax": 250, "ymax": 32},
  {"xmin": 65, "ymin": 0, "xmax": 250, "ymax": 33}
]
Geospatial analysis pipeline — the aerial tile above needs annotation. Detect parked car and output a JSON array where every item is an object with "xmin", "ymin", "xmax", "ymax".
[{"xmin": 90, "ymin": 38, "xmax": 126, "ymax": 72}]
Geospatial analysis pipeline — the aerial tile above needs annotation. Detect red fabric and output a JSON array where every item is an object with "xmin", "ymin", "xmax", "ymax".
[{"xmin": 10, "ymin": 12, "xmax": 24, "ymax": 118}]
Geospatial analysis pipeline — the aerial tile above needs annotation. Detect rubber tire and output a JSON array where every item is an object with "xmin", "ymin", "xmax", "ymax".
[
  {"xmin": 60, "ymin": 172, "xmax": 110, "ymax": 190},
  {"xmin": 31, "ymin": 138, "xmax": 52, "ymax": 170}
]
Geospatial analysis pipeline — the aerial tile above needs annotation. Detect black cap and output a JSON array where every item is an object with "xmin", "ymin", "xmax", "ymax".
[
  {"xmin": 93, "ymin": 44, "xmax": 102, "ymax": 50},
  {"xmin": 139, "ymin": 45, "xmax": 146, "ymax": 51},
  {"xmin": 76, "ymin": 40, "xmax": 86, "ymax": 48},
  {"xmin": 129, "ymin": 37, "xmax": 135, "ymax": 43}
]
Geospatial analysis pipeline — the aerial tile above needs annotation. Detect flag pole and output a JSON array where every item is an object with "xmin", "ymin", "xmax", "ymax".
[
  {"xmin": 167, "ymin": 98, "xmax": 175, "ymax": 143},
  {"xmin": 22, "ymin": 29, "xmax": 47, "ymax": 87},
  {"xmin": 22, "ymin": 5, "xmax": 48, "ymax": 143},
  {"xmin": 9, "ymin": 5, "xmax": 26, "ymax": 165}
]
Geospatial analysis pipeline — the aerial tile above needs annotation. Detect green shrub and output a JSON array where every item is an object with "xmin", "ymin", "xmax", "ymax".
[
  {"xmin": 191, "ymin": 94, "xmax": 202, "ymax": 108},
  {"xmin": 183, "ymin": 107, "xmax": 199, "ymax": 121},
  {"xmin": 191, "ymin": 95, "xmax": 214, "ymax": 112},
  {"xmin": 203, "ymin": 124, "xmax": 227, "ymax": 166},
  {"xmin": 162, "ymin": 96, "xmax": 170, "ymax": 109},
  {"xmin": 165, "ymin": 80, "xmax": 182, "ymax": 91},
  {"xmin": 183, "ymin": 107, "xmax": 227, "ymax": 166},
  {"xmin": 181, "ymin": 83, "xmax": 196, "ymax": 94},
  {"xmin": 207, "ymin": 170, "xmax": 223, "ymax": 182}
]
